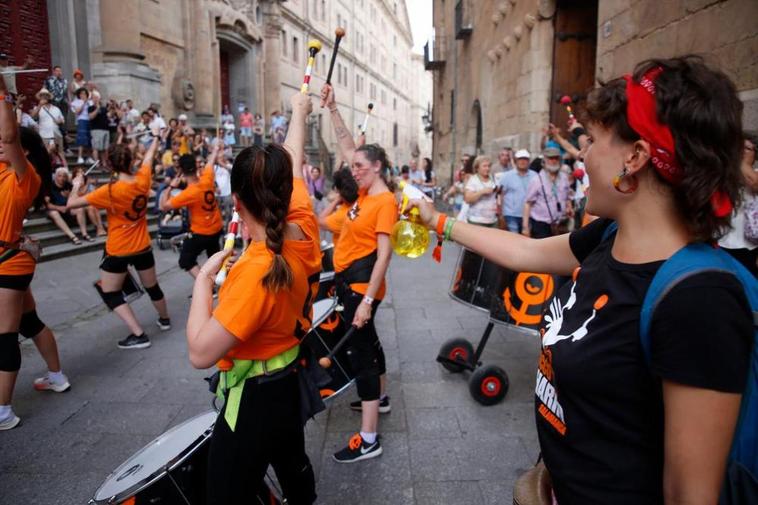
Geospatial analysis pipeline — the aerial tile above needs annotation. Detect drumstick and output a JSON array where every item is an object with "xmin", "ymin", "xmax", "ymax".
[
  {"xmin": 300, "ymin": 40, "xmax": 322, "ymax": 94},
  {"xmin": 319, "ymin": 325, "xmax": 357, "ymax": 368},
  {"xmin": 0, "ymin": 68, "xmax": 49, "ymax": 75},
  {"xmin": 125, "ymin": 129, "xmax": 151, "ymax": 139},
  {"xmin": 214, "ymin": 211, "xmax": 240, "ymax": 286},
  {"xmin": 560, "ymin": 95, "xmax": 576, "ymax": 124},
  {"xmin": 325, "ymin": 27, "xmax": 346, "ymax": 85},
  {"xmin": 359, "ymin": 103, "xmax": 374, "ymax": 136},
  {"xmin": 84, "ymin": 159, "xmax": 100, "ymax": 176}
]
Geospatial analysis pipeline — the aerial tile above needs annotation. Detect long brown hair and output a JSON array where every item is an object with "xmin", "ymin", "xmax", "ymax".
[
  {"xmin": 356, "ymin": 144, "xmax": 396, "ymax": 192},
  {"xmin": 230, "ymin": 144, "xmax": 294, "ymax": 292}
]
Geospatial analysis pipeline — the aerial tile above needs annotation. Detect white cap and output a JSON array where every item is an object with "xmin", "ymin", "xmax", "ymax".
[
  {"xmin": 178, "ymin": 113, "xmax": 188, "ymax": 121},
  {"xmin": 515, "ymin": 149, "xmax": 530, "ymax": 159}
]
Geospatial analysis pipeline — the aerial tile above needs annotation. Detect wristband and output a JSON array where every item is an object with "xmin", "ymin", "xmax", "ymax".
[
  {"xmin": 0, "ymin": 94, "xmax": 13, "ymax": 105},
  {"xmin": 444, "ymin": 217, "xmax": 456, "ymax": 241},
  {"xmin": 435, "ymin": 214, "xmax": 447, "ymax": 237},
  {"xmin": 362, "ymin": 295, "xmax": 374, "ymax": 306}
]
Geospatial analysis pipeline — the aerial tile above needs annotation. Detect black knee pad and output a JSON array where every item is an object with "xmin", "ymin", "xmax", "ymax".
[
  {"xmin": 144, "ymin": 283, "xmax": 164, "ymax": 301},
  {"xmin": 102, "ymin": 290, "xmax": 126, "ymax": 310},
  {"xmin": 0, "ymin": 333, "xmax": 21, "ymax": 372},
  {"xmin": 356, "ymin": 374, "xmax": 381, "ymax": 401},
  {"xmin": 19, "ymin": 310, "xmax": 45, "ymax": 339}
]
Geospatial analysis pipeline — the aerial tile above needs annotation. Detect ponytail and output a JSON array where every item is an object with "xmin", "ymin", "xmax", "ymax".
[
  {"xmin": 19, "ymin": 127, "xmax": 52, "ymax": 210},
  {"xmin": 230, "ymin": 144, "xmax": 295, "ymax": 292}
]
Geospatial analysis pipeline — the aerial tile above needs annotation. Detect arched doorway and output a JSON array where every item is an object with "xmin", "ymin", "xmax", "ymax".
[
  {"xmin": 464, "ymin": 99, "xmax": 483, "ymax": 155},
  {"xmin": 216, "ymin": 28, "xmax": 261, "ymax": 119}
]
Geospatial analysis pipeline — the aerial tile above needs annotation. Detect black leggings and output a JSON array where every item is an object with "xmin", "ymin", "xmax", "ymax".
[{"xmin": 206, "ymin": 372, "xmax": 316, "ymax": 505}]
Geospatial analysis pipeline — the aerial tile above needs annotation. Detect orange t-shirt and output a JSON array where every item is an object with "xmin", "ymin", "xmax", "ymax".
[
  {"xmin": 166, "ymin": 165, "xmax": 223, "ymax": 236},
  {"xmin": 333, "ymin": 190, "xmax": 398, "ymax": 299},
  {"xmin": 213, "ymin": 179, "xmax": 322, "ymax": 361},
  {"xmin": 0, "ymin": 161, "xmax": 41, "ymax": 276},
  {"xmin": 324, "ymin": 205, "xmax": 348, "ymax": 245},
  {"xmin": 86, "ymin": 163, "xmax": 152, "ymax": 256}
]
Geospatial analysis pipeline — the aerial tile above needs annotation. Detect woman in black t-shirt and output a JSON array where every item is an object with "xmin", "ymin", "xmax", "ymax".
[{"xmin": 411, "ymin": 56, "xmax": 750, "ymax": 504}]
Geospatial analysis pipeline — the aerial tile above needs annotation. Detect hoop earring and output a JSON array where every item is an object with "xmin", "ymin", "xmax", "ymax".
[{"xmin": 613, "ymin": 167, "xmax": 638, "ymax": 194}]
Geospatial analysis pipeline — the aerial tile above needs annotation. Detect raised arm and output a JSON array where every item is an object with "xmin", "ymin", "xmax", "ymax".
[
  {"xmin": 321, "ymin": 84, "xmax": 355, "ymax": 164},
  {"xmin": 205, "ymin": 137, "xmax": 223, "ymax": 169},
  {"xmin": 284, "ymin": 92, "xmax": 313, "ymax": 181},
  {"xmin": 142, "ymin": 127, "xmax": 161, "ymax": 167},
  {"xmin": 0, "ymin": 74, "xmax": 27, "ymax": 178}
]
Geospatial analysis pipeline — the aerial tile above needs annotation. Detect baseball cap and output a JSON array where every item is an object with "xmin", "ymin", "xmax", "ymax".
[
  {"xmin": 514, "ymin": 149, "xmax": 530, "ymax": 160},
  {"xmin": 0, "ymin": 53, "xmax": 8, "ymax": 60},
  {"xmin": 178, "ymin": 113, "xmax": 188, "ymax": 121},
  {"xmin": 543, "ymin": 147, "xmax": 561, "ymax": 158}
]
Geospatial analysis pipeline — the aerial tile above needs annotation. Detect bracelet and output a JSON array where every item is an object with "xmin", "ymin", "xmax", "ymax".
[
  {"xmin": 0, "ymin": 94, "xmax": 13, "ymax": 105},
  {"xmin": 362, "ymin": 295, "xmax": 374, "ymax": 305},
  {"xmin": 328, "ymin": 107, "xmax": 338, "ymax": 113},
  {"xmin": 435, "ymin": 214, "xmax": 447, "ymax": 237},
  {"xmin": 443, "ymin": 217, "xmax": 456, "ymax": 241}
]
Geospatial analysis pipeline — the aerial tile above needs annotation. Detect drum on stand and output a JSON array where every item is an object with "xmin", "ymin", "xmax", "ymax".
[
  {"xmin": 449, "ymin": 248, "xmax": 509, "ymax": 315},
  {"xmin": 489, "ymin": 269, "xmax": 556, "ymax": 331},
  {"xmin": 90, "ymin": 410, "xmax": 281, "ymax": 504},
  {"xmin": 301, "ymin": 297, "xmax": 355, "ymax": 401}
]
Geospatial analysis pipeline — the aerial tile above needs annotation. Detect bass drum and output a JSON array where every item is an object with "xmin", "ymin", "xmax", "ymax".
[
  {"xmin": 301, "ymin": 297, "xmax": 355, "ymax": 401},
  {"xmin": 449, "ymin": 248, "xmax": 509, "ymax": 315},
  {"xmin": 90, "ymin": 410, "xmax": 281, "ymax": 504}
]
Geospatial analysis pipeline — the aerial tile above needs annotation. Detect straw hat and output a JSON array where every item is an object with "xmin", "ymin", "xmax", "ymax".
[{"xmin": 35, "ymin": 88, "xmax": 52, "ymax": 101}]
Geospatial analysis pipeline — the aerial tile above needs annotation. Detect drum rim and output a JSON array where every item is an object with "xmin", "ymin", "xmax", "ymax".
[
  {"xmin": 322, "ymin": 378, "xmax": 356, "ymax": 402},
  {"xmin": 320, "ymin": 242, "xmax": 335, "ymax": 251},
  {"xmin": 311, "ymin": 297, "xmax": 338, "ymax": 328},
  {"xmin": 92, "ymin": 410, "xmax": 216, "ymax": 503}
]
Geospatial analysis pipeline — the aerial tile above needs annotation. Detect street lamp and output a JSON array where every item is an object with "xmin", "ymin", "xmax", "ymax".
[{"xmin": 422, "ymin": 103, "xmax": 433, "ymax": 133}]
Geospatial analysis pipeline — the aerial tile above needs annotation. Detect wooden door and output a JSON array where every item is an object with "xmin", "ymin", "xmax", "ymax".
[
  {"xmin": 219, "ymin": 49, "xmax": 231, "ymax": 111},
  {"xmin": 550, "ymin": 0, "xmax": 598, "ymax": 129},
  {"xmin": 0, "ymin": 0, "xmax": 52, "ymax": 110}
]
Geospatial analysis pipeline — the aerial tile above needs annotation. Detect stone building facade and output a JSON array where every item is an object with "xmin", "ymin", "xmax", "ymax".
[
  {"xmin": 427, "ymin": 0, "xmax": 758, "ymax": 182},
  {"xmin": 277, "ymin": 0, "xmax": 433, "ymax": 167}
]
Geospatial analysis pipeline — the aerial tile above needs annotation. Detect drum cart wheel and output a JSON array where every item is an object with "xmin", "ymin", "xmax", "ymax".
[
  {"xmin": 469, "ymin": 364, "xmax": 509, "ymax": 406},
  {"xmin": 437, "ymin": 338, "xmax": 475, "ymax": 373}
]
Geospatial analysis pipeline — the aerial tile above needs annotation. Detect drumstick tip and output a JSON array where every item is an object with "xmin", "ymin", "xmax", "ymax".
[
  {"xmin": 335, "ymin": 27, "xmax": 346, "ymax": 38},
  {"xmin": 368, "ymin": 103, "xmax": 374, "ymax": 110},
  {"xmin": 319, "ymin": 356, "xmax": 332, "ymax": 368}
]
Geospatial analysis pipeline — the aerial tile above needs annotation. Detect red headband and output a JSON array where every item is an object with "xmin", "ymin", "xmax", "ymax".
[{"xmin": 624, "ymin": 67, "xmax": 732, "ymax": 217}]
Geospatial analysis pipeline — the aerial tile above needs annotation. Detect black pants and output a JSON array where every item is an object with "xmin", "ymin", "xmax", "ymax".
[
  {"xmin": 337, "ymin": 286, "xmax": 386, "ymax": 401},
  {"xmin": 179, "ymin": 231, "xmax": 221, "ymax": 270},
  {"xmin": 529, "ymin": 218, "xmax": 553, "ymax": 239},
  {"xmin": 207, "ymin": 372, "xmax": 316, "ymax": 505}
]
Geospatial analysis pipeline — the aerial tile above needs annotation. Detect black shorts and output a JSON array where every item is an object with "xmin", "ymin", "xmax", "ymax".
[
  {"xmin": 0, "ymin": 273, "xmax": 34, "ymax": 291},
  {"xmin": 100, "ymin": 248, "xmax": 156, "ymax": 274},
  {"xmin": 48, "ymin": 209, "xmax": 77, "ymax": 227},
  {"xmin": 179, "ymin": 231, "xmax": 222, "ymax": 270},
  {"xmin": 337, "ymin": 286, "xmax": 386, "ymax": 379}
]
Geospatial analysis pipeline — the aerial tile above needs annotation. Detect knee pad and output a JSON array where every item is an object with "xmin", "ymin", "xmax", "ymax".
[
  {"xmin": 0, "ymin": 333, "xmax": 21, "ymax": 372},
  {"xmin": 356, "ymin": 374, "xmax": 381, "ymax": 401},
  {"xmin": 19, "ymin": 310, "xmax": 45, "ymax": 339},
  {"xmin": 144, "ymin": 283, "xmax": 164, "ymax": 301},
  {"xmin": 102, "ymin": 290, "xmax": 126, "ymax": 310}
]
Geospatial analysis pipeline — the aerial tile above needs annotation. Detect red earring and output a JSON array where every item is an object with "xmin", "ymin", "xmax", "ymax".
[{"xmin": 613, "ymin": 168, "xmax": 638, "ymax": 194}]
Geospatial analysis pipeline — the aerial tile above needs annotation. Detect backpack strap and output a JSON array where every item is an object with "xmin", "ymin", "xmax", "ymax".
[
  {"xmin": 601, "ymin": 221, "xmax": 618, "ymax": 242},
  {"xmin": 639, "ymin": 243, "xmax": 758, "ymax": 365}
]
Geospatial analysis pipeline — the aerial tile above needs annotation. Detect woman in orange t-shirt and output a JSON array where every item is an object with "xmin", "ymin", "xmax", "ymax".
[
  {"xmin": 159, "ymin": 141, "xmax": 224, "ymax": 280},
  {"xmin": 318, "ymin": 166, "xmax": 359, "ymax": 246},
  {"xmin": 67, "ymin": 133, "xmax": 171, "ymax": 350},
  {"xmin": 0, "ymin": 76, "xmax": 71, "ymax": 430},
  {"xmin": 321, "ymin": 83, "xmax": 398, "ymax": 464},
  {"xmin": 185, "ymin": 92, "xmax": 319, "ymax": 505}
]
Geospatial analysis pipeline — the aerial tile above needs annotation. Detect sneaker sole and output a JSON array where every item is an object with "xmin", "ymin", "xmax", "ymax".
[
  {"xmin": 156, "ymin": 321, "xmax": 171, "ymax": 331},
  {"xmin": 34, "ymin": 382, "xmax": 71, "ymax": 393},
  {"xmin": 0, "ymin": 416, "xmax": 21, "ymax": 431},
  {"xmin": 118, "ymin": 342, "xmax": 151, "ymax": 350},
  {"xmin": 333, "ymin": 446, "xmax": 383, "ymax": 464}
]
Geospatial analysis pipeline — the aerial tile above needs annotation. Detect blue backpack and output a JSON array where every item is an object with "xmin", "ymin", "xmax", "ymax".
[{"xmin": 604, "ymin": 222, "xmax": 758, "ymax": 499}]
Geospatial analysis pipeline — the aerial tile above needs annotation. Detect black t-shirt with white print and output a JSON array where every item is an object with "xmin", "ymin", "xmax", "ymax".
[{"xmin": 535, "ymin": 218, "xmax": 752, "ymax": 505}]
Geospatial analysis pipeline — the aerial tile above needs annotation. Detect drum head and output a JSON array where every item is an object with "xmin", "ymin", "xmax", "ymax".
[
  {"xmin": 92, "ymin": 410, "xmax": 217, "ymax": 503},
  {"xmin": 312, "ymin": 298, "xmax": 337, "ymax": 327}
]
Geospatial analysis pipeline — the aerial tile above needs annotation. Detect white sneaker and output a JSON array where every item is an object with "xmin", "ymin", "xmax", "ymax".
[
  {"xmin": 0, "ymin": 412, "xmax": 20, "ymax": 431},
  {"xmin": 33, "ymin": 374, "xmax": 71, "ymax": 393},
  {"xmin": 76, "ymin": 157, "xmax": 84, "ymax": 164},
  {"xmin": 85, "ymin": 157, "xmax": 96, "ymax": 164}
]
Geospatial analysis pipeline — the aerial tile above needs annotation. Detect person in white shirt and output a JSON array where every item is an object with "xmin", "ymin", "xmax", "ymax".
[
  {"xmin": 31, "ymin": 88, "xmax": 64, "ymax": 151},
  {"xmin": 464, "ymin": 155, "xmax": 499, "ymax": 227},
  {"xmin": 69, "ymin": 87, "xmax": 94, "ymax": 164},
  {"xmin": 408, "ymin": 158, "xmax": 425, "ymax": 187},
  {"xmin": 213, "ymin": 154, "xmax": 233, "ymax": 223}
]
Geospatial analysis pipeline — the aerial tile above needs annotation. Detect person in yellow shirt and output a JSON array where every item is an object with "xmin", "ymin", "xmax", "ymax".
[
  {"xmin": 159, "ymin": 141, "xmax": 224, "ymax": 279},
  {"xmin": 185, "ymin": 92, "xmax": 319, "ymax": 504}
]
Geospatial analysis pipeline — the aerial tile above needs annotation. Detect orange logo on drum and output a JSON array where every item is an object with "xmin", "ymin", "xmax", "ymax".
[
  {"xmin": 453, "ymin": 268, "xmax": 462, "ymax": 292},
  {"xmin": 503, "ymin": 273, "xmax": 555, "ymax": 326},
  {"xmin": 319, "ymin": 313, "xmax": 340, "ymax": 332}
]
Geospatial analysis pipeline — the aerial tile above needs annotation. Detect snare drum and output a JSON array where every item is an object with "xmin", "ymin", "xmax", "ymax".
[
  {"xmin": 91, "ymin": 410, "xmax": 281, "ymax": 504},
  {"xmin": 449, "ymin": 248, "xmax": 508, "ymax": 314},
  {"xmin": 301, "ymin": 297, "xmax": 355, "ymax": 401}
]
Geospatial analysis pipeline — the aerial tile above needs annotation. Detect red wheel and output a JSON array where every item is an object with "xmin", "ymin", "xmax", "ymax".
[
  {"xmin": 469, "ymin": 365, "xmax": 509, "ymax": 405},
  {"xmin": 437, "ymin": 338, "xmax": 474, "ymax": 373}
]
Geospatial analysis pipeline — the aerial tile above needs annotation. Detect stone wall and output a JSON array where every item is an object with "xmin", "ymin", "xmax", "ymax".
[{"xmin": 596, "ymin": 0, "xmax": 758, "ymax": 129}]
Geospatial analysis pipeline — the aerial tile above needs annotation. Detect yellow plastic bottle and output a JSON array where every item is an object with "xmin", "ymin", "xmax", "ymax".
[{"xmin": 391, "ymin": 181, "xmax": 430, "ymax": 258}]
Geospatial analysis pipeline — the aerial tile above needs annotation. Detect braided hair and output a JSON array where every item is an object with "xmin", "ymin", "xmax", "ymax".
[
  {"xmin": 355, "ymin": 143, "xmax": 395, "ymax": 191},
  {"xmin": 231, "ymin": 144, "xmax": 294, "ymax": 292},
  {"xmin": 19, "ymin": 127, "xmax": 52, "ymax": 210}
]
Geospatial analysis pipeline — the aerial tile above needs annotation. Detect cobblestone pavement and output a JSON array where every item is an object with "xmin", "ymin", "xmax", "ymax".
[{"xmin": 0, "ymin": 242, "xmax": 540, "ymax": 504}]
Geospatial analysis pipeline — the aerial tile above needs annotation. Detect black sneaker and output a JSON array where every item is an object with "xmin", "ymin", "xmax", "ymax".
[
  {"xmin": 333, "ymin": 433, "xmax": 382, "ymax": 463},
  {"xmin": 350, "ymin": 396, "xmax": 391, "ymax": 414},
  {"xmin": 156, "ymin": 318, "xmax": 171, "ymax": 331},
  {"xmin": 117, "ymin": 333, "xmax": 151, "ymax": 350}
]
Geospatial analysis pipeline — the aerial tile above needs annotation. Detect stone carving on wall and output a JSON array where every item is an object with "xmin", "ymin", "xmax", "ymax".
[
  {"xmin": 208, "ymin": 0, "xmax": 263, "ymax": 42},
  {"xmin": 172, "ymin": 76, "xmax": 196, "ymax": 111}
]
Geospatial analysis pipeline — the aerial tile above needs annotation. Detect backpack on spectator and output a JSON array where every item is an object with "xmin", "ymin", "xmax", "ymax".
[{"xmin": 604, "ymin": 222, "xmax": 758, "ymax": 504}]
